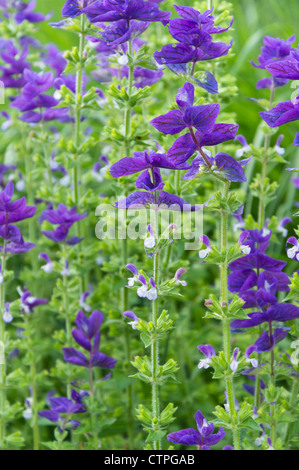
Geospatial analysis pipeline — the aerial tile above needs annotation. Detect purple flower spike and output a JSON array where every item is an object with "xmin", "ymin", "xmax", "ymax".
[
  {"xmin": 151, "ymin": 83, "xmax": 220, "ymax": 135},
  {"xmin": 0, "ymin": 182, "xmax": 36, "ymax": 254},
  {"xmin": 41, "ymin": 204, "xmax": 87, "ymax": 244},
  {"xmin": 83, "ymin": 0, "xmax": 171, "ymax": 25},
  {"xmin": 251, "ymin": 35, "xmax": 295, "ymax": 70},
  {"xmin": 63, "ymin": 310, "xmax": 117, "ymax": 371},
  {"xmin": 38, "ymin": 389, "xmax": 87, "ymax": 433},
  {"xmin": 198, "ymin": 344, "xmax": 216, "ymax": 369},
  {"xmin": 167, "ymin": 410, "xmax": 225, "ymax": 450}
]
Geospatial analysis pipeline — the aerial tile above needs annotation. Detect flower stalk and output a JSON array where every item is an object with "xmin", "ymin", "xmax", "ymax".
[
  {"xmin": 122, "ymin": 37, "xmax": 135, "ymax": 449},
  {"xmin": 220, "ymin": 181, "xmax": 241, "ymax": 450},
  {"xmin": 0, "ymin": 250, "xmax": 6, "ymax": 448},
  {"xmin": 151, "ymin": 205, "xmax": 161, "ymax": 451}
]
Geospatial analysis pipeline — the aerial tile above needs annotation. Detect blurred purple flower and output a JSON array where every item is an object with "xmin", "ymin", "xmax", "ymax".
[{"xmin": 167, "ymin": 410, "xmax": 225, "ymax": 450}]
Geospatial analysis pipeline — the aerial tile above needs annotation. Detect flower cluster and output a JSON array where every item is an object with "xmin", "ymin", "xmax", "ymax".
[
  {"xmin": 0, "ymin": 181, "xmax": 36, "ymax": 254},
  {"xmin": 228, "ymin": 229, "xmax": 299, "ymax": 352},
  {"xmin": 62, "ymin": 310, "xmax": 117, "ymax": 371},
  {"xmin": 38, "ymin": 389, "xmax": 87, "ymax": 433},
  {"xmin": 150, "ymin": 82, "xmax": 244, "ymax": 184},
  {"xmin": 167, "ymin": 410, "xmax": 225, "ymax": 450},
  {"xmin": 154, "ymin": 5, "xmax": 233, "ymax": 94},
  {"xmin": 10, "ymin": 70, "xmax": 69, "ymax": 123},
  {"xmin": 40, "ymin": 204, "xmax": 87, "ymax": 245}
]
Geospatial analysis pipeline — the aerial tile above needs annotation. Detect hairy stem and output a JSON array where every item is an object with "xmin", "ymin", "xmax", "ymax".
[
  {"xmin": 24, "ymin": 315, "xmax": 39, "ymax": 450},
  {"xmin": 122, "ymin": 37, "xmax": 135, "ymax": 449},
  {"xmin": 0, "ymin": 250, "xmax": 6, "ymax": 447},
  {"xmin": 257, "ymin": 86, "xmax": 274, "ymax": 230},
  {"xmin": 151, "ymin": 206, "xmax": 161, "ymax": 451},
  {"xmin": 73, "ymin": 14, "xmax": 87, "ymax": 294},
  {"xmin": 255, "ymin": 86, "xmax": 275, "ymax": 411},
  {"xmin": 220, "ymin": 181, "xmax": 241, "ymax": 450},
  {"xmin": 284, "ymin": 379, "xmax": 299, "ymax": 447}
]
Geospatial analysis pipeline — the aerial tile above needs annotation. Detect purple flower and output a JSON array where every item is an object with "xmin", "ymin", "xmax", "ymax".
[
  {"xmin": 110, "ymin": 149, "xmax": 190, "ymax": 192},
  {"xmin": 14, "ymin": 0, "xmax": 51, "ymax": 24},
  {"xmin": 266, "ymin": 46, "xmax": 299, "ymax": 81},
  {"xmin": 38, "ymin": 389, "xmax": 87, "ymax": 433},
  {"xmin": 83, "ymin": 0, "xmax": 171, "ymax": 25},
  {"xmin": 0, "ymin": 182, "xmax": 36, "ymax": 252},
  {"xmin": 38, "ymin": 252, "xmax": 53, "ymax": 273},
  {"xmin": 92, "ymin": 156, "xmax": 109, "ymax": 182},
  {"xmin": 230, "ymin": 348, "xmax": 240, "ymax": 372},
  {"xmin": 19, "ymin": 287, "xmax": 48, "ymax": 314},
  {"xmin": 197, "ymin": 344, "xmax": 216, "ymax": 369},
  {"xmin": 198, "ymin": 235, "xmax": 211, "ymax": 259},
  {"xmin": 154, "ymin": 5, "xmax": 232, "ymax": 72},
  {"xmin": 3, "ymin": 303, "xmax": 12, "ymax": 323},
  {"xmin": 183, "ymin": 153, "xmax": 251, "ymax": 183},
  {"xmin": 62, "ymin": 0, "xmax": 96, "ymax": 18},
  {"xmin": 174, "ymin": 268, "xmax": 187, "ymax": 287},
  {"xmin": 63, "ymin": 310, "xmax": 117, "ymax": 370},
  {"xmin": 41, "ymin": 204, "xmax": 87, "ymax": 244},
  {"xmin": 251, "ymin": 36, "xmax": 295, "ymax": 70},
  {"xmin": 231, "ymin": 301, "xmax": 299, "ymax": 351},
  {"xmin": 101, "ymin": 19, "xmax": 150, "ymax": 47},
  {"xmin": 0, "ymin": 41, "xmax": 30, "ymax": 89},
  {"xmin": 253, "ymin": 328, "xmax": 289, "ymax": 353},
  {"xmin": 167, "ymin": 410, "xmax": 225, "ymax": 450},
  {"xmin": 123, "ymin": 310, "xmax": 139, "ymax": 329},
  {"xmin": 151, "ymin": 82, "xmax": 220, "ymax": 135},
  {"xmin": 10, "ymin": 68, "xmax": 69, "ymax": 124},
  {"xmin": 115, "ymin": 190, "xmax": 195, "ymax": 212},
  {"xmin": 260, "ymin": 100, "xmax": 299, "ymax": 128},
  {"xmin": 167, "ymin": 123, "xmax": 239, "ymax": 164},
  {"xmin": 286, "ymin": 237, "xmax": 299, "ymax": 261}
]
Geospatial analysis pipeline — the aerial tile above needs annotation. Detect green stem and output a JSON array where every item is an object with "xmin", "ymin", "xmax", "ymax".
[
  {"xmin": 269, "ymin": 324, "xmax": 276, "ymax": 447},
  {"xmin": 73, "ymin": 14, "xmax": 87, "ymax": 294},
  {"xmin": 63, "ymin": 260, "xmax": 71, "ymax": 399},
  {"xmin": 88, "ymin": 365, "xmax": 98, "ymax": 448},
  {"xmin": 220, "ymin": 181, "xmax": 241, "ymax": 450},
  {"xmin": 257, "ymin": 86, "xmax": 274, "ymax": 230},
  {"xmin": 255, "ymin": 86, "xmax": 275, "ymax": 411},
  {"xmin": 73, "ymin": 14, "xmax": 86, "ymax": 206},
  {"xmin": 122, "ymin": 37, "xmax": 135, "ymax": 449},
  {"xmin": 151, "ymin": 207, "xmax": 161, "ymax": 451},
  {"xmin": 0, "ymin": 250, "xmax": 6, "ymax": 448},
  {"xmin": 284, "ymin": 379, "xmax": 299, "ymax": 447},
  {"xmin": 24, "ymin": 315, "xmax": 39, "ymax": 450}
]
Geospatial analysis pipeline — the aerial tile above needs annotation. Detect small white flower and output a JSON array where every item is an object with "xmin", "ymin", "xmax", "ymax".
[{"xmin": 118, "ymin": 55, "xmax": 129, "ymax": 65}]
